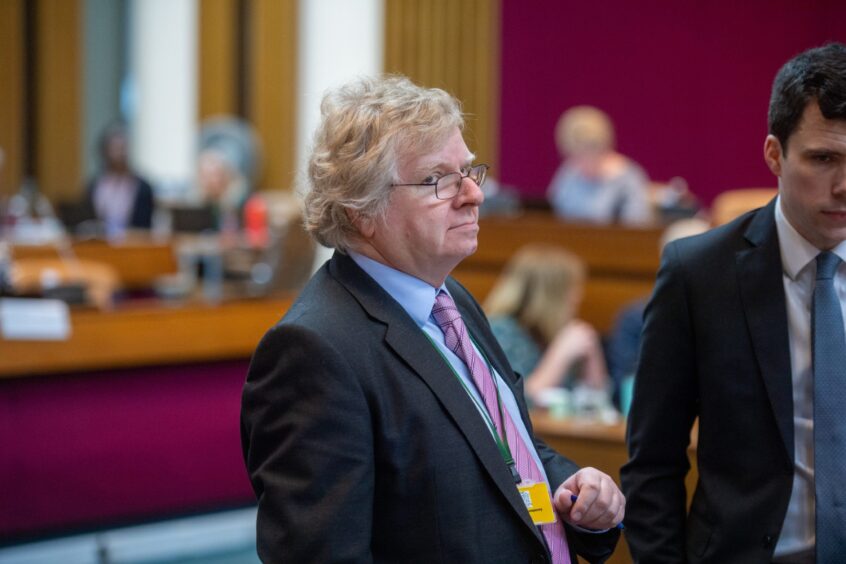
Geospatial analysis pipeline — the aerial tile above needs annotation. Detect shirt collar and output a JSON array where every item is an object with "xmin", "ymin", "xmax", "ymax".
[
  {"xmin": 349, "ymin": 252, "xmax": 445, "ymax": 327},
  {"xmin": 775, "ymin": 195, "xmax": 846, "ymax": 280}
]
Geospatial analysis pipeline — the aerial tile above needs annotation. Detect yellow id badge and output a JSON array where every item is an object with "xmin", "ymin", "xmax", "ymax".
[{"xmin": 517, "ymin": 481, "xmax": 557, "ymax": 525}]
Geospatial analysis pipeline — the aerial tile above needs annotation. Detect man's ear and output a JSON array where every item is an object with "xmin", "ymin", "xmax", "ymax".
[
  {"xmin": 763, "ymin": 135, "xmax": 784, "ymax": 177},
  {"xmin": 347, "ymin": 208, "xmax": 375, "ymax": 239}
]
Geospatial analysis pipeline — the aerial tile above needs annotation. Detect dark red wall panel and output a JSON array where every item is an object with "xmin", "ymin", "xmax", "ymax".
[{"xmin": 499, "ymin": 0, "xmax": 846, "ymax": 204}]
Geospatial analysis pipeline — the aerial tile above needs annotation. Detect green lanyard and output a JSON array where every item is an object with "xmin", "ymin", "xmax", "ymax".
[{"xmin": 424, "ymin": 332, "xmax": 522, "ymax": 483}]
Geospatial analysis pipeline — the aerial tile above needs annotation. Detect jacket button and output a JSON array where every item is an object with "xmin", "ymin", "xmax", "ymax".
[{"xmin": 762, "ymin": 534, "xmax": 774, "ymax": 548}]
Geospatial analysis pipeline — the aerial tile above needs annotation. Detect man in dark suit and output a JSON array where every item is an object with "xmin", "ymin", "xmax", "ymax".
[
  {"xmin": 621, "ymin": 43, "xmax": 846, "ymax": 563},
  {"xmin": 241, "ymin": 75, "xmax": 624, "ymax": 563}
]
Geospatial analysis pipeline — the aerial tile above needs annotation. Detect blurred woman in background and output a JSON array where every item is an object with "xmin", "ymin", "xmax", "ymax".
[
  {"xmin": 484, "ymin": 244, "xmax": 610, "ymax": 407},
  {"xmin": 547, "ymin": 106, "xmax": 653, "ymax": 226}
]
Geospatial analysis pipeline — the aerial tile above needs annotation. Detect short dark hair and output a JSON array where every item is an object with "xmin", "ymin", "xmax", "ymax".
[{"xmin": 768, "ymin": 42, "xmax": 846, "ymax": 153}]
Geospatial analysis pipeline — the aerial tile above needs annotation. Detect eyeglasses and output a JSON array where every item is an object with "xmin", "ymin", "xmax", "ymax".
[{"xmin": 391, "ymin": 164, "xmax": 489, "ymax": 200}]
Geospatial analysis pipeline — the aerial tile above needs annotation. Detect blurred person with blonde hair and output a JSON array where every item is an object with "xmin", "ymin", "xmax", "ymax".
[
  {"xmin": 485, "ymin": 244, "xmax": 609, "ymax": 405},
  {"xmin": 548, "ymin": 105, "xmax": 653, "ymax": 226}
]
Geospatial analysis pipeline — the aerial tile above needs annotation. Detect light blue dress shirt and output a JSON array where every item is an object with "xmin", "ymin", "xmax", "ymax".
[{"xmin": 349, "ymin": 252, "xmax": 551, "ymax": 484}]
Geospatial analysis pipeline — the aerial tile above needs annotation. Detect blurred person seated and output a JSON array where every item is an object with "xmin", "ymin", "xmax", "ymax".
[
  {"xmin": 79, "ymin": 121, "xmax": 155, "ymax": 238},
  {"xmin": 196, "ymin": 145, "xmax": 250, "ymax": 237},
  {"xmin": 605, "ymin": 217, "xmax": 711, "ymax": 413},
  {"xmin": 2, "ymin": 178, "xmax": 66, "ymax": 245},
  {"xmin": 547, "ymin": 105, "xmax": 654, "ymax": 226},
  {"xmin": 484, "ymin": 243, "xmax": 610, "ymax": 408},
  {"xmin": 168, "ymin": 117, "xmax": 260, "ymax": 239}
]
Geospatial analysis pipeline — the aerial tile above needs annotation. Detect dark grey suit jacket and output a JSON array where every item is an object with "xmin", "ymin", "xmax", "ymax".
[
  {"xmin": 621, "ymin": 199, "xmax": 796, "ymax": 563},
  {"xmin": 241, "ymin": 252, "xmax": 619, "ymax": 563}
]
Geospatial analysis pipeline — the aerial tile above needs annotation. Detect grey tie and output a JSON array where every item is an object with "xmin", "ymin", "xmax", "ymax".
[{"xmin": 813, "ymin": 251, "xmax": 846, "ymax": 562}]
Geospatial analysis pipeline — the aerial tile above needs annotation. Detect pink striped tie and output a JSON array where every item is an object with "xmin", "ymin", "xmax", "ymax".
[{"xmin": 432, "ymin": 291, "xmax": 571, "ymax": 563}]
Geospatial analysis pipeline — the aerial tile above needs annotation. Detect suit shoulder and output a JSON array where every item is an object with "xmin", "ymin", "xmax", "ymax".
[
  {"xmin": 279, "ymin": 270, "xmax": 358, "ymax": 329},
  {"xmin": 672, "ymin": 206, "xmax": 764, "ymax": 260}
]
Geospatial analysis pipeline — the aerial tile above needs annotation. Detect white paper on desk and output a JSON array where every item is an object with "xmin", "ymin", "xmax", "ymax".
[{"xmin": 0, "ymin": 298, "xmax": 71, "ymax": 341}]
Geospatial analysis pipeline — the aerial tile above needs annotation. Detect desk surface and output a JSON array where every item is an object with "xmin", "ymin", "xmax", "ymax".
[
  {"xmin": 469, "ymin": 213, "xmax": 664, "ymax": 276},
  {"xmin": 531, "ymin": 411, "xmax": 627, "ymax": 443},
  {"xmin": 5, "ymin": 218, "xmax": 664, "ymax": 375},
  {"xmin": 12, "ymin": 237, "xmax": 178, "ymax": 289},
  {"xmin": 453, "ymin": 213, "xmax": 663, "ymax": 333},
  {"xmin": 0, "ymin": 295, "xmax": 293, "ymax": 378}
]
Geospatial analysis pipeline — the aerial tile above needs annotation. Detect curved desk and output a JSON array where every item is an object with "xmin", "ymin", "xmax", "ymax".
[
  {"xmin": 453, "ymin": 213, "xmax": 663, "ymax": 334},
  {"xmin": 0, "ymin": 295, "xmax": 292, "ymax": 543}
]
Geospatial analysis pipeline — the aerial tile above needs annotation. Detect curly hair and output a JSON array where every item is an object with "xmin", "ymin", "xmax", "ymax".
[{"xmin": 302, "ymin": 75, "xmax": 464, "ymax": 252}]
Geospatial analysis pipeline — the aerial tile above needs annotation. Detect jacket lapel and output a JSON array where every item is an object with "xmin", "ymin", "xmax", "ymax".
[
  {"xmin": 736, "ymin": 199, "xmax": 794, "ymax": 462},
  {"xmin": 329, "ymin": 253, "xmax": 543, "ymax": 540}
]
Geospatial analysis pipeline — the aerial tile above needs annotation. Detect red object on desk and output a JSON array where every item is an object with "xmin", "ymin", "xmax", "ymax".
[{"xmin": 243, "ymin": 195, "xmax": 269, "ymax": 248}]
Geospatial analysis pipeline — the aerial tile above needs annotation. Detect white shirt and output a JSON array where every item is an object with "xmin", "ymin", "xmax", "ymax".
[
  {"xmin": 93, "ymin": 174, "xmax": 139, "ymax": 236},
  {"xmin": 774, "ymin": 197, "xmax": 846, "ymax": 556}
]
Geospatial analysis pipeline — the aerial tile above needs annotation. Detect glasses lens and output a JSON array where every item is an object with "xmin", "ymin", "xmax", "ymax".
[
  {"xmin": 471, "ymin": 165, "xmax": 488, "ymax": 188},
  {"xmin": 436, "ymin": 172, "xmax": 462, "ymax": 200}
]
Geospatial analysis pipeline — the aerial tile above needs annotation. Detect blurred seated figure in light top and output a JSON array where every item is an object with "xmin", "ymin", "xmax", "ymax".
[
  {"xmin": 81, "ymin": 121, "xmax": 155, "ymax": 238},
  {"xmin": 193, "ymin": 117, "xmax": 262, "ymax": 237},
  {"xmin": 197, "ymin": 145, "xmax": 250, "ymax": 236},
  {"xmin": 484, "ymin": 244, "xmax": 610, "ymax": 410},
  {"xmin": 547, "ymin": 105, "xmax": 654, "ymax": 226}
]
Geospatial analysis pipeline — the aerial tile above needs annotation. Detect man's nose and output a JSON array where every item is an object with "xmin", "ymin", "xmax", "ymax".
[
  {"xmin": 455, "ymin": 175, "xmax": 485, "ymax": 206},
  {"xmin": 833, "ymin": 164, "xmax": 846, "ymax": 196}
]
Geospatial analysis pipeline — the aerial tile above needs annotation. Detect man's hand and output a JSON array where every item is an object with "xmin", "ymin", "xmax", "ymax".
[{"xmin": 553, "ymin": 467, "xmax": 625, "ymax": 530}]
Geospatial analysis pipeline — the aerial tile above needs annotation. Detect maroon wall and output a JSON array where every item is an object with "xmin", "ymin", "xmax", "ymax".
[{"xmin": 499, "ymin": 0, "xmax": 846, "ymax": 204}]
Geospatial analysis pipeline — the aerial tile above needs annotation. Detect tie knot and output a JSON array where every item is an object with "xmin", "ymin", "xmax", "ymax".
[
  {"xmin": 432, "ymin": 291, "xmax": 460, "ymax": 330},
  {"xmin": 816, "ymin": 252, "xmax": 842, "ymax": 281}
]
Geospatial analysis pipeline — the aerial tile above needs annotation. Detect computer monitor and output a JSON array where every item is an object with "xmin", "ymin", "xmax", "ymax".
[{"xmin": 169, "ymin": 204, "xmax": 217, "ymax": 233}]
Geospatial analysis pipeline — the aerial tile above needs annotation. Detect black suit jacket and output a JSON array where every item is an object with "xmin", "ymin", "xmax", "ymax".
[
  {"xmin": 241, "ymin": 252, "xmax": 619, "ymax": 563},
  {"xmin": 621, "ymin": 199, "xmax": 796, "ymax": 563}
]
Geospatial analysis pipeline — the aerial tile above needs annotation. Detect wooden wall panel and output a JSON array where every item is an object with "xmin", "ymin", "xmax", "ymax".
[
  {"xmin": 199, "ymin": 0, "xmax": 239, "ymax": 119},
  {"xmin": 199, "ymin": 0, "xmax": 297, "ymax": 191},
  {"xmin": 385, "ymin": 0, "xmax": 500, "ymax": 168},
  {"xmin": 0, "ymin": 0, "xmax": 24, "ymax": 198},
  {"xmin": 35, "ymin": 0, "xmax": 82, "ymax": 203},
  {"xmin": 248, "ymin": 0, "xmax": 297, "ymax": 191}
]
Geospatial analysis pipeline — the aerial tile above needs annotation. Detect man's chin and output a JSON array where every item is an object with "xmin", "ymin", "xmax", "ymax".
[
  {"xmin": 808, "ymin": 224, "xmax": 846, "ymax": 250},
  {"xmin": 461, "ymin": 242, "xmax": 479, "ymax": 260}
]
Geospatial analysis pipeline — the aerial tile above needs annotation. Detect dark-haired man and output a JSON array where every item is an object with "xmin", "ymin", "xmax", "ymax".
[{"xmin": 622, "ymin": 43, "xmax": 846, "ymax": 564}]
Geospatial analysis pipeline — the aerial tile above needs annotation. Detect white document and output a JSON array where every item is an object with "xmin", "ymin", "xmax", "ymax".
[{"xmin": 0, "ymin": 298, "xmax": 72, "ymax": 341}]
